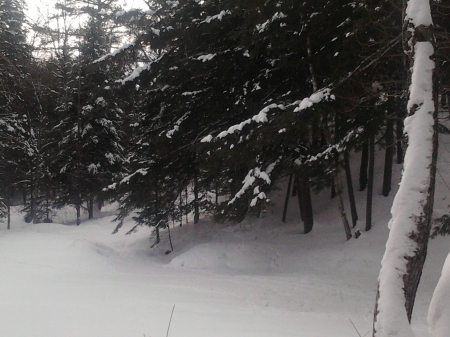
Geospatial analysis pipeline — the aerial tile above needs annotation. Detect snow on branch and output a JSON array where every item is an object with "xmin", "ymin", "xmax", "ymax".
[
  {"xmin": 116, "ymin": 64, "xmax": 151, "ymax": 84},
  {"xmin": 291, "ymin": 88, "xmax": 335, "ymax": 112},
  {"xmin": 298, "ymin": 126, "xmax": 364, "ymax": 166},
  {"xmin": 256, "ymin": 12, "xmax": 287, "ymax": 33},
  {"xmin": 197, "ymin": 54, "xmax": 216, "ymax": 62},
  {"xmin": 201, "ymin": 10, "xmax": 231, "ymax": 24},
  {"xmin": 119, "ymin": 168, "xmax": 148, "ymax": 185},
  {"xmin": 200, "ymin": 103, "xmax": 285, "ymax": 143},
  {"xmin": 94, "ymin": 42, "xmax": 135, "ymax": 64},
  {"xmin": 166, "ymin": 112, "xmax": 190, "ymax": 138},
  {"xmin": 228, "ymin": 158, "xmax": 280, "ymax": 206}
]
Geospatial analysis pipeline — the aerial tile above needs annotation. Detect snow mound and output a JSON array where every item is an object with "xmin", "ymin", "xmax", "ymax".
[{"xmin": 169, "ymin": 243, "xmax": 279, "ymax": 274}]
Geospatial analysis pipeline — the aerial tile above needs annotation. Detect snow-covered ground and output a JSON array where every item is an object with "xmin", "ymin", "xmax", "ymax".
[{"xmin": 1, "ymin": 140, "xmax": 450, "ymax": 336}]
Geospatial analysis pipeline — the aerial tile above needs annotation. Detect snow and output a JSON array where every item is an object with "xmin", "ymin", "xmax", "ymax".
[
  {"xmin": 197, "ymin": 54, "xmax": 216, "ymax": 62},
  {"xmin": 292, "ymin": 88, "xmax": 335, "ymax": 112},
  {"xmin": 117, "ymin": 64, "xmax": 151, "ymax": 84},
  {"xmin": 201, "ymin": 10, "xmax": 231, "ymax": 24},
  {"xmin": 374, "ymin": 30, "xmax": 436, "ymax": 337},
  {"xmin": 428, "ymin": 253, "xmax": 450, "ymax": 337},
  {"xmin": 94, "ymin": 42, "xmax": 134, "ymax": 64},
  {"xmin": 256, "ymin": 12, "xmax": 287, "ymax": 33},
  {"xmin": 1, "ymin": 130, "xmax": 450, "ymax": 337},
  {"xmin": 201, "ymin": 103, "xmax": 285, "ymax": 143},
  {"xmin": 405, "ymin": 0, "xmax": 433, "ymax": 26}
]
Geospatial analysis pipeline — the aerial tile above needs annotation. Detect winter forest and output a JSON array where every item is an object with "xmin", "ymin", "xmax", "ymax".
[{"xmin": 1, "ymin": 0, "xmax": 450, "ymax": 336}]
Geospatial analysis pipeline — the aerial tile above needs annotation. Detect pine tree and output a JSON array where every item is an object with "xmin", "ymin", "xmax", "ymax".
[
  {"xmin": 0, "ymin": 0, "xmax": 48, "ymax": 224},
  {"xmin": 50, "ymin": 0, "xmax": 125, "ymax": 225}
]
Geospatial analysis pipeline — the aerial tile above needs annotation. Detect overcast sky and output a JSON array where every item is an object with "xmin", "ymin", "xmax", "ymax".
[{"xmin": 25, "ymin": 0, "xmax": 148, "ymax": 22}]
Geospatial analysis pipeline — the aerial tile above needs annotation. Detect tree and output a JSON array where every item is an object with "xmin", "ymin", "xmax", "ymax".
[
  {"xmin": 0, "ymin": 0, "xmax": 48, "ymax": 224},
  {"xmin": 45, "ymin": 0, "xmax": 126, "ymax": 225},
  {"xmin": 372, "ymin": 0, "xmax": 438, "ymax": 335}
]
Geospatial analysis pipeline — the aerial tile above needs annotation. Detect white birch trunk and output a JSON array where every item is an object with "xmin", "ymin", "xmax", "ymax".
[{"xmin": 373, "ymin": 0, "xmax": 437, "ymax": 336}]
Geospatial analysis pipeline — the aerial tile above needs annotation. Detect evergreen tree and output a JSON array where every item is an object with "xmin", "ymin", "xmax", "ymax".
[
  {"xmin": 0, "ymin": 0, "xmax": 47, "ymax": 224},
  {"xmin": 50, "ymin": 0, "xmax": 125, "ymax": 225}
]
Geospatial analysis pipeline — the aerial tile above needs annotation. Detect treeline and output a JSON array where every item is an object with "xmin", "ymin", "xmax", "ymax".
[{"xmin": 0, "ymin": 0, "xmax": 449, "ymax": 238}]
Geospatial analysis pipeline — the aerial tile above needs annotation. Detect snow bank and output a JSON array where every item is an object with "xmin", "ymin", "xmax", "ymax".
[{"xmin": 428, "ymin": 253, "xmax": 450, "ymax": 336}]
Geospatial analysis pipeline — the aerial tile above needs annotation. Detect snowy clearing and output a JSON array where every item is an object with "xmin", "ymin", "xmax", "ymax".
[{"xmin": 1, "ymin": 143, "xmax": 450, "ymax": 337}]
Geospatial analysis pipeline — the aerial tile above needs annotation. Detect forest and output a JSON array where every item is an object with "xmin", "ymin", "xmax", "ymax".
[
  {"xmin": 0, "ymin": 0, "xmax": 444, "ymax": 231},
  {"xmin": 0, "ymin": 0, "xmax": 449, "ymax": 336}
]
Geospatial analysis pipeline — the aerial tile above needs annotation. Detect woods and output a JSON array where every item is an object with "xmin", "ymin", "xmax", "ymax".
[{"xmin": 0, "ymin": 0, "xmax": 449, "ymax": 334}]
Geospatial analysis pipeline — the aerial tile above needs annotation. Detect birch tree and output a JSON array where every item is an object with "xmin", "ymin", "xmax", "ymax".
[{"xmin": 372, "ymin": 0, "xmax": 438, "ymax": 336}]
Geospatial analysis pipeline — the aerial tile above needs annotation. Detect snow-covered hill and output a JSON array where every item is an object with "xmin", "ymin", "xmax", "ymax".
[{"xmin": 1, "ymin": 140, "xmax": 450, "ymax": 337}]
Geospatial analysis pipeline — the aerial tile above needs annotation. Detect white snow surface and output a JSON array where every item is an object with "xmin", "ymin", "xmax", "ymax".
[
  {"xmin": 405, "ymin": 0, "xmax": 433, "ymax": 26},
  {"xmin": 428, "ymin": 253, "xmax": 450, "ymax": 337},
  {"xmin": 2, "ymin": 140, "xmax": 450, "ymax": 336}
]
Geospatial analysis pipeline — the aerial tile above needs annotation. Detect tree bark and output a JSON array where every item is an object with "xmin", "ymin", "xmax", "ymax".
[
  {"xmin": 295, "ymin": 176, "xmax": 304, "ymax": 221},
  {"xmin": 297, "ymin": 174, "xmax": 313, "ymax": 234},
  {"xmin": 335, "ymin": 173, "xmax": 352, "ymax": 241},
  {"xmin": 193, "ymin": 171, "xmax": 200, "ymax": 224},
  {"xmin": 179, "ymin": 190, "xmax": 183, "ymax": 227},
  {"xmin": 382, "ymin": 118, "xmax": 394, "ymax": 196},
  {"xmin": 344, "ymin": 152, "xmax": 358, "ymax": 228},
  {"xmin": 88, "ymin": 194, "xmax": 94, "ymax": 219},
  {"xmin": 6, "ymin": 190, "xmax": 10, "ymax": 230},
  {"xmin": 185, "ymin": 186, "xmax": 188, "ymax": 224},
  {"xmin": 282, "ymin": 174, "xmax": 293, "ymax": 223},
  {"xmin": 396, "ymin": 115, "xmax": 405, "ymax": 164},
  {"xmin": 360, "ymin": 142, "xmax": 369, "ymax": 191},
  {"xmin": 366, "ymin": 135, "xmax": 375, "ymax": 231},
  {"xmin": 76, "ymin": 201, "xmax": 81, "ymax": 226}
]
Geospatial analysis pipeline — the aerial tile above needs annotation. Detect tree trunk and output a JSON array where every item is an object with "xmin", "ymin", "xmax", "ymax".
[
  {"xmin": 366, "ymin": 135, "xmax": 375, "ymax": 231},
  {"xmin": 76, "ymin": 199, "xmax": 81, "ymax": 226},
  {"xmin": 215, "ymin": 181, "xmax": 219, "ymax": 206},
  {"xmin": 360, "ymin": 142, "xmax": 369, "ymax": 191},
  {"xmin": 295, "ymin": 176, "xmax": 304, "ymax": 221},
  {"xmin": 335, "ymin": 173, "xmax": 352, "ymax": 241},
  {"xmin": 373, "ymin": 4, "xmax": 438, "ymax": 335},
  {"xmin": 155, "ymin": 226, "xmax": 160, "ymax": 244},
  {"xmin": 88, "ymin": 194, "xmax": 94, "ymax": 219},
  {"xmin": 396, "ymin": 115, "xmax": 405, "ymax": 164},
  {"xmin": 330, "ymin": 181, "xmax": 336, "ymax": 199},
  {"xmin": 193, "ymin": 171, "xmax": 200, "ymax": 224},
  {"xmin": 344, "ymin": 152, "xmax": 358, "ymax": 228},
  {"xmin": 282, "ymin": 174, "xmax": 293, "ymax": 223},
  {"xmin": 179, "ymin": 190, "xmax": 183, "ymax": 227},
  {"xmin": 297, "ymin": 174, "xmax": 313, "ymax": 234},
  {"xmin": 6, "ymin": 191, "xmax": 10, "ymax": 230},
  {"xmin": 382, "ymin": 118, "xmax": 394, "ymax": 196},
  {"xmin": 185, "ymin": 186, "xmax": 188, "ymax": 224}
]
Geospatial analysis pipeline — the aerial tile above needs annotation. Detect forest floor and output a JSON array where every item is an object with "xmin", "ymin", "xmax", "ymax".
[{"xmin": 2, "ymin": 135, "xmax": 450, "ymax": 336}]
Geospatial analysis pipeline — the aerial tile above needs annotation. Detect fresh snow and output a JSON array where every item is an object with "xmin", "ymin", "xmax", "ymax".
[
  {"xmin": 201, "ymin": 10, "xmax": 231, "ymax": 24},
  {"xmin": 197, "ymin": 54, "xmax": 216, "ymax": 62},
  {"xmin": 1, "ymin": 134, "xmax": 450, "ymax": 337},
  {"xmin": 201, "ymin": 103, "xmax": 285, "ymax": 143},
  {"xmin": 428, "ymin": 253, "xmax": 450, "ymax": 336},
  {"xmin": 374, "ymin": 39, "xmax": 436, "ymax": 337},
  {"xmin": 117, "ymin": 64, "xmax": 151, "ymax": 84}
]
